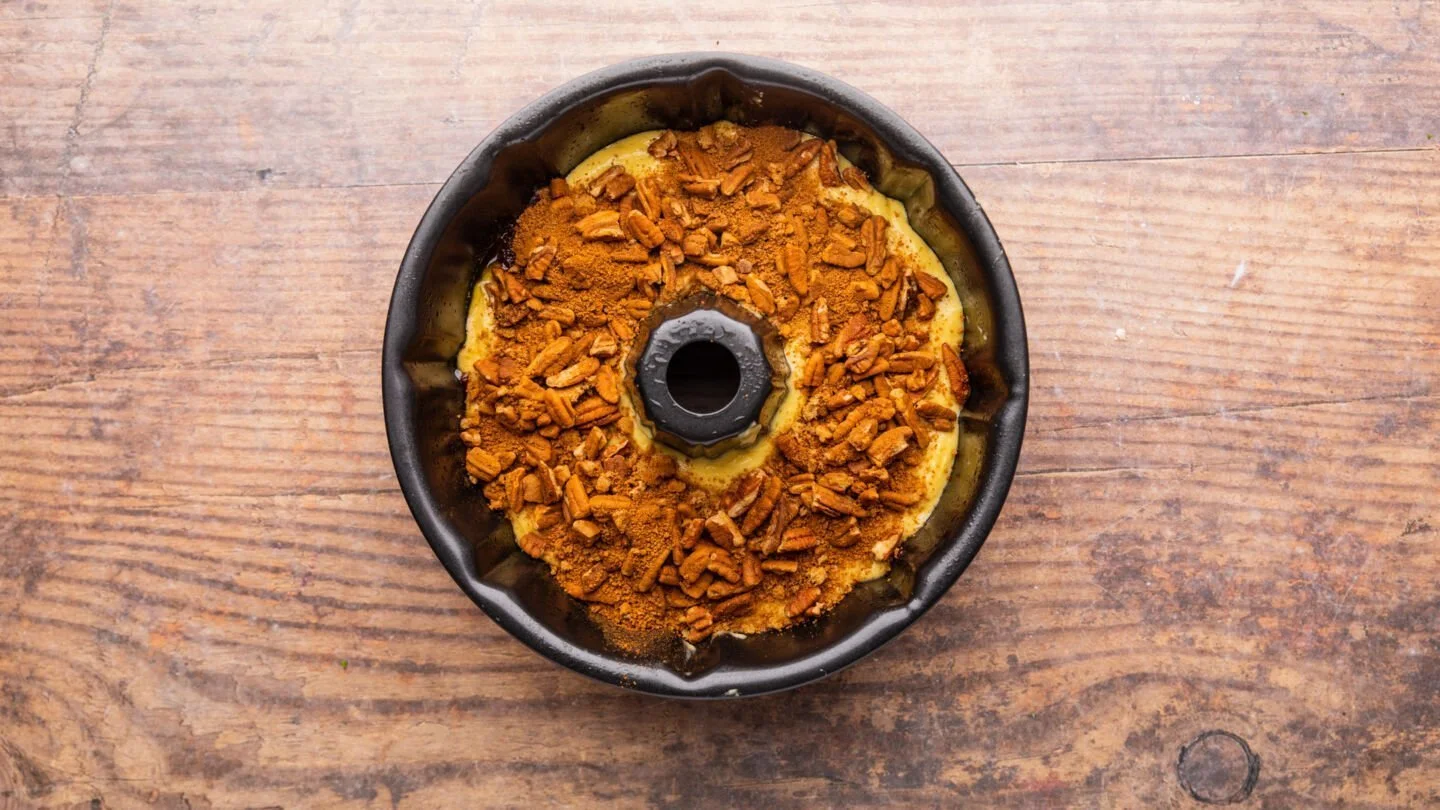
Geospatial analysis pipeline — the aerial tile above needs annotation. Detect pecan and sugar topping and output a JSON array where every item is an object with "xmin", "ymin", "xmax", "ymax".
[{"xmin": 456, "ymin": 123, "xmax": 968, "ymax": 650}]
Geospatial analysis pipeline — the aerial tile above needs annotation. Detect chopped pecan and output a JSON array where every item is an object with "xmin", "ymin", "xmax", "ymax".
[
  {"xmin": 677, "ymin": 142, "xmax": 717, "ymax": 179},
  {"xmin": 720, "ymin": 163, "xmax": 754, "ymax": 196},
  {"xmin": 820, "ymin": 241, "xmax": 866, "ymax": 268},
  {"xmin": 849, "ymin": 278, "xmax": 880, "ymax": 300},
  {"xmin": 894, "ymin": 391, "xmax": 931, "ymax": 449},
  {"xmin": 679, "ymin": 544, "xmax": 718, "ymax": 583},
  {"xmin": 635, "ymin": 551, "xmax": 669, "ymax": 592},
  {"xmin": 543, "ymin": 389, "xmax": 576, "ymax": 428},
  {"xmin": 844, "ymin": 417, "xmax": 879, "ymax": 451},
  {"xmin": 525, "ymin": 244, "xmax": 557, "ymax": 281},
  {"xmin": 862, "ymin": 215, "xmax": 888, "ymax": 276},
  {"xmin": 573, "ymin": 399, "xmax": 620, "ymax": 428},
  {"xmin": 761, "ymin": 559, "xmax": 799, "ymax": 574},
  {"xmin": 740, "ymin": 474, "xmax": 782, "ymax": 535},
  {"xmin": 872, "ymin": 533, "xmax": 901, "ymax": 561},
  {"xmin": 681, "ymin": 178, "xmax": 721, "ymax": 198},
  {"xmin": 594, "ymin": 364, "xmax": 620, "ymax": 404},
  {"xmin": 811, "ymin": 485, "xmax": 866, "ymax": 518},
  {"xmin": 609, "ymin": 317, "xmax": 636, "ymax": 341},
  {"xmin": 526, "ymin": 336, "xmax": 572, "ymax": 377},
  {"xmin": 941, "ymin": 344, "xmax": 970, "ymax": 405},
  {"xmin": 589, "ymin": 494, "xmax": 633, "ymax": 513},
  {"xmin": 782, "ymin": 139, "xmax": 823, "ymax": 180},
  {"xmin": 786, "ymin": 586, "xmax": 822, "ymax": 617},
  {"xmin": 917, "ymin": 399, "xmax": 958, "ymax": 429},
  {"xmin": 880, "ymin": 490, "xmax": 922, "ymax": 510},
  {"xmin": 744, "ymin": 275, "xmax": 776, "ymax": 314},
  {"xmin": 777, "ymin": 526, "xmax": 819, "ymax": 553},
  {"xmin": 575, "ymin": 210, "xmax": 625, "ymax": 240},
  {"xmin": 914, "ymin": 270, "xmax": 948, "ymax": 299},
  {"xmin": 546, "ymin": 356, "xmax": 599, "ymax": 389},
  {"xmin": 516, "ymin": 531, "xmax": 547, "ymax": 558},
  {"xmin": 589, "ymin": 333, "xmax": 619, "ymax": 358},
  {"xmin": 635, "ymin": 176, "xmax": 661, "ymax": 219},
  {"xmin": 725, "ymin": 473, "xmax": 765, "ymax": 519},
  {"xmin": 713, "ymin": 592, "xmax": 755, "ymax": 619},
  {"xmin": 915, "ymin": 292, "xmax": 936, "ymax": 321},
  {"xmin": 817, "ymin": 140, "xmax": 841, "ymax": 186},
  {"xmin": 866, "ymin": 426, "xmax": 913, "ymax": 466},
  {"xmin": 842, "ymin": 165, "xmax": 870, "ymax": 190},
  {"xmin": 777, "ymin": 243, "xmax": 809, "ymax": 297},
  {"xmin": 648, "ymin": 130, "xmax": 677, "ymax": 158},
  {"xmin": 571, "ymin": 519, "xmax": 602, "ymax": 541},
  {"xmin": 704, "ymin": 510, "xmax": 746, "ymax": 548},
  {"xmin": 799, "ymin": 352, "xmax": 827, "ymax": 388},
  {"xmin": 832, "ymin": 517, "xmax": 863, "ymax": 548},
  {"xmin": 810, "ymin": 297, "xmax": 831, "ymax": 344},
  {"xmin": 465, "ymin": 448, "xmax": 512, "ymax": 482},
  {"xmin": 626, "ymin": 210, "xmax": 665, "ymax": 248},
  {"xmin": 744, "ymin": 186, "xmax": 781, "ymax": 211}
]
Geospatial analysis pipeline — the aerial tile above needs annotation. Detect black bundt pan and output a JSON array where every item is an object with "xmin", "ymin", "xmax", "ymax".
[{"xmin": 383, "ymin": 53, "xmax": 1028, "ymax": 698}]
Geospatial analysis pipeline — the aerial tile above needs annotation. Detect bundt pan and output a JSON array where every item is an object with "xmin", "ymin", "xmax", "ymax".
[{"xmin": 383, "ymin": 53, "xmax": 1028, "ymax": 697}]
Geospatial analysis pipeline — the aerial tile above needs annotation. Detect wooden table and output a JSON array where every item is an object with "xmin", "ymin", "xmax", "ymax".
[{"xmin": 3, "ymin": 2, "xmax": 1437, "ymax": 807}]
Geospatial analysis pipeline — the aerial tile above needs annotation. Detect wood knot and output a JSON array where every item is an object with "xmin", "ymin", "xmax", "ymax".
[{"xmin": 1177, "ymin": 730, "xmax": 1259, "ymax": 804}]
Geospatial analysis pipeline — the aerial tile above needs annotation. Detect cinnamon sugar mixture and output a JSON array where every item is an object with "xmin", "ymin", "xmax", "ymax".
[{"xmin": 457, "ymin": 123, "xmax": 969, "ymax": 650}]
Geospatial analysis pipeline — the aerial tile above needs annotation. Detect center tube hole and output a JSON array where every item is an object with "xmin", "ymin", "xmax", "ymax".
[{"xmin": 667, "ymin": 341, "xmax": 741, "ymax": 414}]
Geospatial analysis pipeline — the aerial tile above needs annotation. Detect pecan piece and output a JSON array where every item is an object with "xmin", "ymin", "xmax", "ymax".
[
  {"xmin": 811, "ymin": 486, "xmax": 866, "ymax": 518},
  {"xmin": 704, "ymin": 511, "xmax": 746, "ymax": 548},
  {"xmin": 842, "ymin": 165, "xmax": 870, "ymax": 190},
  {"xmin": 744, "ymin": 275, "xmax": 776, "ymax": 315},
  {"xmin": 799, "ymin": 352, "xmax": 826, "ymax": 388},
  {"xmin": 725, "ymin": 473, "xmax": 765, "ymax": 519},
  {"xmin": 679, "ymin": 544, "xmax": 718, "ymax": 583},
  {"xmin": 525, "ymin": 244, "xmax": 557, "ymax": 282},
  {"xmin": 571, "ymin": 519, "xmax": 602, "ymax": 541},
  {"xmin": 844, "ymin": 417, "xmax": 879, "ymax": 451},
  {"xmin": 594, "ymin": 364, "xmax": 620, "ymax": 404},
  {"xmin": 866, "ymin": 427, "xmax": 913, "ymax": 466},
  {"xmin": 545, "ymin": 356, "xmax": 599, "ymax": 389},
  {"xmin": 575, "ymin": 210, "xmax": 625, "ymax": 241},
  {"xmin": 713, "ymin": 592, "xmax": 755, "ymax": 619},
  {"xmin": 880, "ymin": 490, "xmax": 922, "ymax": 509},
  {"xmin": 786, "ymin": 586, "xmax": 822, "ymax": 618},
  {"xmin": 647, "ymin": 130, "xmax": 677, "ymax": 158},
  {"xmin": 781, "ymin": 139, "xmax": 823, "ymax": 180},
  {"xmin": 872, "ymin": 533, "xmax": 902, "ymax": 561},
  {"xmin": 589, "ymin": 494, "xmax": 633, "ymax": 513},
  {"xmin": 817, "ymin": 140, "xmax": 841, "ymax": 186},
  {"xmin": 740, "ymin": 474, "xmax": 783, "ymax": 535},
  {"xmin": 894, "ymin": 391, "xmax": 931, "ymax": 449},
  {"xmin": 625, "ymin": 210, "xmax": 665, "ymax": 249},
  {"xmin": 516, "ymin": 531, "xmax": 547, "ymax": 558},
  {"xmin": 810, "ymin": 297, "xmax": 831, "ymax": 344},
  {"xmin": 777, "ymin": 526, "xmax": 819, "ymax": 553},
  {"xmin": 635, "ymin": 176, "xmax": 661, "ymax": 220},
  {"xmin": 719, "ymin": 163, "xmax": 754, "ymax": 196},
  {"xmin": 778, "ymin": 243, "xmax": 810, "ymax": 297},
  {"xmin": 941, "ymin": 344, "xmax": 970, "ymax": 405},
  {"xmin": 761, "ymin": 559, "xmax": 799, "ymax": 574},
  {"xmin": 526, "ymin": 336, "xmax": 573, "ymax": 377},
  {"xmin": 635, "ymin": 551, "xmax": 669, "ymax": 592},
  {"xmin": 589, "ymin": 333, "xmax": 619, "ymax": 358},
  {"xmin": 914, "ymin": 270, "xmax": 948, "ymax": 299},
  {"xmin": 465, "ymin": 448, "xmax": 509, "ymax": 482},
  {"xmin": 542, "ymin": 389, "xmax": 576, "ymax": 428},
  {"xmin": 820, "ymin": 242, "xmax": 866, "ymax": 268}
]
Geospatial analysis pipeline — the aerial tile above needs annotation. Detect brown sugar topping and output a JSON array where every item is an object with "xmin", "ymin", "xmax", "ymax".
[{"xmin": 458, "ymin": 124, "xmax": 968, "ymax": 650}]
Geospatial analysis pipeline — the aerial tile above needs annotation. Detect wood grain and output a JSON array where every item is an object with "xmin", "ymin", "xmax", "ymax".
[
  {"xmin": 5, "ymin": 1, "xmax": 1439, "ymax": 197},
  {"xmin": 2, "ymin": 1, "xmax": 1438, "ymax": 808}
]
